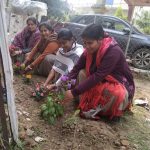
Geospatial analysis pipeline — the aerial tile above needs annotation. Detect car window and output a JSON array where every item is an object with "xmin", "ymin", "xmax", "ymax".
[
  {"xmin": 76, "ymin": 16, "xmax": 94, "ymax": 25},
  {"xmin": 114, "ymin": 21, "xmax": 128, "ymax": 32},
  {"xmin": 102, "ymin": 18, "xmax": 129, "ymax": 32},
  {"xmin": 95, "ymin": 16, "xmax": 103, "ymax": 24},
  {"xmin": 102, "ymin": 18, "xmax": 115, "ymax": 29}
]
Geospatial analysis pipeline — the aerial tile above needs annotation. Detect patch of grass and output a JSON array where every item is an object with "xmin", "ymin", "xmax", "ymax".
[
  {"xmin": 9, "ymin": 139, "xmax": 25, "ymax": 150},
  {"xmin": 118, "ymin": 106, "xmax": 150, "ymax": 150}
]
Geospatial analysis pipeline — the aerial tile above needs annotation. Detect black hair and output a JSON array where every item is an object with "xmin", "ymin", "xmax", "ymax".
[
  {"xmin": 81, "ymin": 23, "xmax": 104, "ymax": 40},
  {"xmin": 57, "ymin": 28, "xmax": 73, "ymax": 40},
  {"xmin": 26, "ymin": 17, "xmax": 38, "ymax": 25},
  {"xmin": 39, "ymin": 22, "xmax": 54, "ymax": 31}
]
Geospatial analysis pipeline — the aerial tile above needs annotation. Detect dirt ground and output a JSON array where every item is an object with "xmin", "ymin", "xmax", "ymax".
[{"xmin": 13, "ymin": 74, "xmax": 150, "ymax": 150}]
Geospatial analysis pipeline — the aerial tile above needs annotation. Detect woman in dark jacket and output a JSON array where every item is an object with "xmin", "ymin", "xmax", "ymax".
[{"xmin": 61, "ymin": 23, "xmax": 135, "ymax": 120}]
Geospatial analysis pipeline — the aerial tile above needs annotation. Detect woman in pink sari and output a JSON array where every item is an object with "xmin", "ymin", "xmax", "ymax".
[
  {"xmin": 9, "ymin": 17, "xmax": 40, "ymax": 57},
  {"xmin": 61, "ymin": 24, "xmax": 135, "ymax": 120}
]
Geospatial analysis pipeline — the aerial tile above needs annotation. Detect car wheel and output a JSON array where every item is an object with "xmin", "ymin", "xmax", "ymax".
[{"xmin": 132, "ymin": 48, "xmax": 150, "ymax": 70}]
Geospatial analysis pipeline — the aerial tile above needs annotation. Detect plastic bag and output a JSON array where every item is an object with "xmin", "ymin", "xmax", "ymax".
[{"xmin": 11, "ymin": 0, "xmax": 47, "ymax": 16}]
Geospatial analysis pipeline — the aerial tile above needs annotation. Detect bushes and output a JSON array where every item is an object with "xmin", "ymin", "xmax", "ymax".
[
  {"xmin": 114, "ymin": 6, "xmax": 127, "ymax": 21},
  {"xmin": 135, "ymin": 10, "xmax": 150, "ymax": 35}
]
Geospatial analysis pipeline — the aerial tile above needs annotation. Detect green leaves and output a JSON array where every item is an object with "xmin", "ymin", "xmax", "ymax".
[
  {"xmin": 48, "ymin": 117, "xmax": 55, "ymax": 125},
  {"xmin": 58, "ymin": 92, "xmax": 64, "ymax": 100},
  {"xmin": 41, "ymin": 104, "xmax": 47, "ymax": 111},
  {"xmin": 42, "ymin": 110, "xmax": 49, "ymax": 118},
  {"xmin": 64, "ymin": 109, "xmax": 80, "ymax": 125},
  {"xmin": 40, "ymin": 95, "xmax": 64, "ymax": 125}
]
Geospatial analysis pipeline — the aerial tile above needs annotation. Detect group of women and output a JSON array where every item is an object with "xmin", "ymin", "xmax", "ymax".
[{"xmin": 10, "ymin": 17, "xmax": 135, "ymax": 121}]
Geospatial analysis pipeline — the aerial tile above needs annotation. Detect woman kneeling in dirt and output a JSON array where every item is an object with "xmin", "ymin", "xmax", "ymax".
[
  {"xmin": 43, "ymin": 28, "xmax": 83, "ymax": 88},
  {"xmin": 9, "ymin": 17, "xmax": 40, "ymax": 59},
  {"xmin": 60, "ymin": 24, "xmax": 135, "ymax": 120},
  {"xmin": 23, "ymin": 22, "xmax": 59, "ymax": 76}
]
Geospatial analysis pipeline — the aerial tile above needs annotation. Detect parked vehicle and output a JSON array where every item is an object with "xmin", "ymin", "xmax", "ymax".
[{"xmin": 62, "ymin": 14, "xmax": 150, "ymax": 70}]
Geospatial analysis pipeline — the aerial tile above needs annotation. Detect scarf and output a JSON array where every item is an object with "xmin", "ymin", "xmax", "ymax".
[
  {"xmin": 79, "ymin": 37, "xmax": 127, "ymax": 118},
  {"xmin": 85, "ymin": 37, "xmax": 114, "ymax": 76}
]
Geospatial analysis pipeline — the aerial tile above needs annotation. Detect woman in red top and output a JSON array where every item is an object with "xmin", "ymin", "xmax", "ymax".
[{"xmin": 62, "ymin": 24, "xmax": 135, "ymax": 120}]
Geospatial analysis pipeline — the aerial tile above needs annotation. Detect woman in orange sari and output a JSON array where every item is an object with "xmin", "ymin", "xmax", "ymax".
[{"xmin": 23, "ymin": 22, "xmax": 59, "ymax": 76}]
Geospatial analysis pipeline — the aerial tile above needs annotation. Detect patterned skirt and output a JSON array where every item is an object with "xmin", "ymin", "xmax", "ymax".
[{"xmin": 78, "ymin": 70, "xmax": 129, "ymax": 120}]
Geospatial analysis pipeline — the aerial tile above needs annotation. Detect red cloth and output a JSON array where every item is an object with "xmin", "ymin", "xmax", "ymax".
[{"xmin": 79, "ymin": 37, "xmax": 127, "ymax": 118}]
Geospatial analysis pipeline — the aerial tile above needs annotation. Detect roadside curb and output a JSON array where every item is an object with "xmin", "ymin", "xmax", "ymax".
[{"xmin": 130, "ymin": 67, "xmax": 150, "ymax": 80}]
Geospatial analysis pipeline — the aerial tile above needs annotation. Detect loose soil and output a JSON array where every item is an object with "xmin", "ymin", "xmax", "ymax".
[{"xmin": 14, "ymin": 74, "xmax": 150, "ymax": 150}]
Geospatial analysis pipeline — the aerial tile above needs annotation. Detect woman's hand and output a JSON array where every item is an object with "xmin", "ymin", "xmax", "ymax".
[
  {"xmin": 25, "ymin": 65, "xmax": 32, "ymax": 73},
  {"xmin": 11, "ymin": 50, "xmax": 22, "ymax": 56},
  {"xmin": 43, "ymin": 83, "xmax": 47, "ymax": 88},
  {"xmin": 46, "ymin": 84, "xmax": 55, "ymax": 91},
  {"xmin": 61, "ymin": 90, "xmax": 74, "ymax": 105}
]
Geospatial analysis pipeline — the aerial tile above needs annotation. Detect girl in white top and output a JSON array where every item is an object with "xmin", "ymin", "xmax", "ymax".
[{"xmin": 44, "ymin": 28, "xmax": 83, "ymax": 89}]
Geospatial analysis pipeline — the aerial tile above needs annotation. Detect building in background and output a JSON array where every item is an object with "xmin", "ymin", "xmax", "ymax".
[{"xmin": 67, "ymin": 0, "xmax": 128, "ymax": 15}]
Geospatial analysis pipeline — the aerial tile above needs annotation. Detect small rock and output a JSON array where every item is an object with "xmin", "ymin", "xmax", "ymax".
[
  {"xmin": 103, "ymin": 136, "xmax": 107, "ymax": 140},
  {"xmin": 119, "ymin": 135, "xmax": 126, "ymax": 140},
  {"xmin": 114, "ymin": 140, "xmax": 121, "ymax": 146},
  {"xmin": 17, "ymin": 111, "xmax": 22, "ymax": 115},
  {"xmin": 77, "ymin": 129, "xmax": 80, "ymax": 132},
  {"xmin": 22, "ymin": 111, "xmax": 29, "ymax": 116},
  {"xmin": 35, "ymin": 136, "xmax": 45, "ymax": 143},
  {"xmin": 121, "ymin": 140, "xmax": 130, "ymax": 146},
  {"xmin": 26, "ymin": 118, "xmax": 31, "ymax": 121},
  {"xmin": 133, "ymin": 144, "xmax": 138, "ymax": 149},
  {"xmin": 70, "ymin": 125, "xmax": 75, "ymax": 129},
  {"xmin": 73, "ymin": 143, "xmax": 78, "ymax": 148},
  {"xmin": 120, "ymin": 146, "xmax": 127, "ymax": 150},
  {"xmin": 26, "ymin": 129, "xmax": 34, "ymax": 137},
  {"xmin": 67, "ymin": 141, "xmax": 72, "ymax": 147},
  {"xmin": 56, "ymin": 141, "xmax": 61, "ymax": 145}
]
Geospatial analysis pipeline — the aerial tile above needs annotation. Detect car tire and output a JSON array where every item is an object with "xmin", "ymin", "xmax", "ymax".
[{"xmin": 132, "ymin": 48, "xmax": 150, "ymax": 70}]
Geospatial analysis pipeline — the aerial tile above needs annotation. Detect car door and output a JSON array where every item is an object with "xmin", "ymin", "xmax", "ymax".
[
  {"xmin": 101, "ymin": 17, "xmax": 130, "ymax": 53},
  {"xmin": 95, "ymin": 15, "xmax": 103, "ymax": 24}
]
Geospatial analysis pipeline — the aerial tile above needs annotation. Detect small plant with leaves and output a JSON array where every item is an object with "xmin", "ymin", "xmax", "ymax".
[
  {"xmin": 41, "ymin": 95, "xmax": 64, "ymax": 125},
  {"xmin": 64, "ymin": 109, "xmax": 80, "ymax": 125},
  {"xmin": 13, "ymin": 62, "xmax": 25, "ymax": 74},
  {"xmin": 32, "ymin": 83, "xmax": 46, "ymax": 101}
]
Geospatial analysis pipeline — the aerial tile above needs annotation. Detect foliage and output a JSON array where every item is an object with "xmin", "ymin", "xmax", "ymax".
[
  {"xmin": 41, "ymin": 94, "xmax": 64, "ymax": 125},
  {"xmin": 13, "ymin": 62, "xmax": 25, "ymax": 74},
  {"xmin": 40, "ymin": 75, "xmax": 77, "ymax": 125},
  {"xmin": 35, "ymin": 0, "xmax": 70, "ymax": 20},
  {"xmin": 136, "ymin": 10, "xmax": 150, "ymax": 35},
  {"xmin": 114, "ymin": 6, "xmax": 127, "ymax": 21},
  {"xmin": 64, "ymin": 109, "xmax": 80, "ymax": 125}
]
